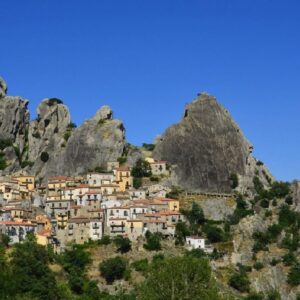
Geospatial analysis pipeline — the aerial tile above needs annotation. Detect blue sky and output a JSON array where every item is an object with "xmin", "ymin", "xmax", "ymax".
[{"xmin": 1, "ymin": 0, "xmax": 299, "ymax": 181}]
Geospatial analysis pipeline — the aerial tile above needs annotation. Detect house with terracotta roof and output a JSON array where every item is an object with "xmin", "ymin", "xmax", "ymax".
[
  {"xmin": 149, "ymin": 160, "xmax": 169, "ymax": 176},
  {"xmin": 0, "ymin": 220, "xmax": 37, "ymax": 244}
]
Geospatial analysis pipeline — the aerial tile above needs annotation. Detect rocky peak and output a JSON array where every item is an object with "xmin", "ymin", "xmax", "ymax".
[
  {"xmin": 153, "ymin": 92, "xmax": 271, "ymax": 193},
  {"xmin": 94, "ymin": 105, "xmax": 113, "ymax": 121}
]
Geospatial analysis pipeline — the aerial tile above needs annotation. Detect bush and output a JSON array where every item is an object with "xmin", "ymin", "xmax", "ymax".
[
  {"xmin": 0, "ymin": 152, "xmax": 7, "ymax": 170},
  {"xmin": 63, "ymin": 131, "xmax": 71, "ymax": 142},
  {"xmin": 285, "ymin": 196, "xmax": 293, "ymax": 205},
  {"xmin": 114, "ymin": 236, "xmax": 131, "ymax": 254},
  {"xmin": 270, "ymin": 181, "xmax": 290, "ymax": 198},
  {"xmin": 278, "ymin": 205, "xmax": 300, "ymax": 228},
  {"xmin": 0, "ymin": 139, "xmax": 13, "ymax": 150},
  {"xmin": 98, "ymin": 235, "xmax": 111, "ymax": 245},
  {"xmin": 253, "ymin": 261, "xmax": 264, "ymax": 270},
  {"xmin": 142, "ymin": 143, "xmax": 155, "ymax": 151},
  {"xmin": 282, "ymin": 252, "xmax": 297, "ymax": 266},
  {"xmin": 267, "ymin": 224, "xmax": 282, "ymax": 242},
  {"xmin": 185, "ymin": 248, "xmax": 206, "ymax": 258},
  {"xmin": 117, "ymin": 156, "xmax": 127, "ymax": 165},
  {"xmin": 230, "ymin": 173, "xmax": 239, "ymax": 189},
  {"xmin": 203, "ymin": 224, "xmax": 224, "ymax": 243},
  {"xmin": 228, "ymin": 271, "xmax": 250, "ymax": 292},
  {"xmin": 48, "ymin": 98, "xmax": 63, "ymax": 106},
  {"xmin": 67, "ymin": 122, "xmax": 77, "ymax": 129},
  {"xmin": 40, "ymin": 151, "xmax": 49, "ymax": 162},
  {"xmin": 237, "ymin": 263, "xmax": 252, "ymax": 273},
  {"xmin": 131, "ymin": 259, "xmax": 148, "ymax": 274},
  {"xmin": 246, "ymin": 292, "xmax": 264, "ymax": 300},
  {"xmin": 133, "ymin": 177, "xmax": 142, "ymax": 189},
  {"xmin": 281, "ymin": 234, "xmax": 300, "ymax": 251},
  {"xmin": 143, "ymin": 232, "xmax": 161, "ymax": 251},
  {"xmin": 287, "ymin": 263, "xmax": 300, "ymax": 286},
  {"xmin": 131, "ymin": 159, "xmax": 152, "ymax": 178},
  {"xmin": 270, "ymin": 258, "xmax": 280, "ymax": 266},
  {"xmin": 266, "ymin": 289, "xmax": 281, "ymax": 300},
  {"xmin": 21, "ymin": 160, "xmax": 34, "ymax": 168},
  {"xmin": 253, "ymin": 176, "xmax": 264, "ymax": 195},
  {"xmin": 260, "ymin": 199, "xmax": 269, "ymax": 208},
  {"xmin": 99, "ymin": 256, "xmax": 128, "ymax": 284},
  {"xmin": 175, "ymin": 221, "xmax": 190, "ymax": 245}
]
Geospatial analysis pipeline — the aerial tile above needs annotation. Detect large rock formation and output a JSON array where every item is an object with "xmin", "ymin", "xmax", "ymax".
[
  {"xmin": 153, "ymin": 93, "xmax": 273, "ymax": 193},
  {"xmin": 55, "ymin": 106, "xmax": 126, "ymax": 176},
  {"xmin": 0, "ymin": 77, "xmax": 29, "ymax": 155},
  {"xmin": 0, "ymin": 77, "xmax": 126, "ymax": 179}
]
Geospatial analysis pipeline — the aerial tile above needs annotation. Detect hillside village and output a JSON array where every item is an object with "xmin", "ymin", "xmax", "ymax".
[{"xmin": 0, "ymin": 158, "xmax": 211, "ymax": 253}]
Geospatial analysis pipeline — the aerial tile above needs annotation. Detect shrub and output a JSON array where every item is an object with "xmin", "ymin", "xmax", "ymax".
[
  {"xmin": 142, "ymin": 143, "xmax": 155, "ymax": 151},
  {"xmin": 175, "ymin": 221, "xmax": 190, "ymax": 245},
  {"xmin": 185, "ymin": 248, "xmax": 206, "ymax": 258},
  {"xmin": 266, "ymin": 289, "xmax": 281, "ymax": 300},
  {"xmin": 285, "ymin": 196, "xmax": 293, "ymax": 205},
  {"xmin": 278, "ymin": 205, "xmax": 299, "ymax": 228},
  {"xmin": 143, "ymin": 232, "xmax": 161, "ymax": 251},
  {"xmin": 114, "ymin": 236, "xmax": 131, "ymax": 254},
  {"xmin": 40, "ymin": 152, "xmax": 49, "ymax": 162},
  {"xmin": 281, "ymin": 234, "xmax": 300, "ymax": 251},
  {"xmin": 21, "ymin": 160, "xmax": 34, "ymax": 168},
  {"xmin": 256, "ymin": 160, "xmax": 264, "ymax": 166},
  {"xmin": 287, "ymin": 263, "xmax": 300, "ymax": 286},
  {"xmin": 0, "ymin": 139, "xmax": 13, "ymax": 150},
  {"xmin": 67, "ymin": 122, "xmax": 77, "ymax": 129},
  {"xmin": 131, "ymin": 259, "xmax": 148, "ymax": 274},
  {"xmin": 270, "ymin": 181, "xmax": 290, "ymax": 198},
  {"xmin": 131, "ymin": 159, "xmax": 152, "ymax": 178},
  {"xmin": 99, "ymin": 256, "xmax": 127, "ymax": 284},
  {"xmin": 253, "ymin": 261, "xmax": 264, "ymax": 270},
  {"xmin": 237, "ymin": 263, "xmax": 252, "ymax": 273},
  {"xmin": 228, "ymin": 271, "xmax": 250, "ymax": 292},
  {"xmin": 282, "ymin": 252, "xmax": 297, "ymax": 266},
  {"xmin": 63, "ymin": 131, "xmax": 71, "ymax": 142},
  {"xmin": 253, "ymin": 176, "xmax": 264, "ymax": 195},
  {"xmin": 260, "ymin": 199, "xmax": 269, "ymax": 208},
  {"xmin": 230, "ymin": 173, "xmax": 239, "ymax": 189},
  {"xmin": 267, "ymin": 224, "xmax": 282, "ymax": 242},
  {"xmin": 203, "ymin": 224, "xmax": 224, "ymax": 243},
  {"xmin": 0, "ymin": 152, "xmax": 7, "ymax": 170},
  {"xmin": 98, "ymin": 235, "xmax": 111, "ymax": 245},
  {"xmin": 270, "ymin": 258, "xmax": 280, "ymax": 266},
  {"xmin": 246, "ymin": 292, "xmax": 264, "ymax": 300},
  {"xmin": 133, "ymin": 177, "xmax": 142, "ymax": 189},
  {"xmin": 117, "ymin": 156, "xmax": 127, "ymax": 165},
  {"xmin": 48, "ymin": 98, "xmax": 63, "ymax": 106}
]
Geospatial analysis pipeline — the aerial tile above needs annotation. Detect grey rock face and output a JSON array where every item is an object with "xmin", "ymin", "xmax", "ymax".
[
  {"xmin": 0, "ymin": 95, "xmax": 29, "ymax": 153},
  {"xmin": 28, "ymin": 99, "xmax": 71, "ymax": 178},
  {"xmin": 153, "ymin": 93, "xmax": 272, "ymax": 193},
  {"xmin": 55, "ymin": 106, "xmax": 126, "ymax": 176}
]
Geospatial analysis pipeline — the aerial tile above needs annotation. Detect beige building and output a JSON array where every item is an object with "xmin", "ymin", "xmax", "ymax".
[{"xmin": 113, "ymin": 167, "xmax": 132, "ymax": 192}]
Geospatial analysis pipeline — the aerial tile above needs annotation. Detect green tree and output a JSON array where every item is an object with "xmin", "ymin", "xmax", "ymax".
[
  {"xmin": 99, "ymin": 256, "xmax": 128, "ymax": 284},
  {"xmin": 131, "ymin": 159, "xmax": 152, "ymax": 178},
  {"xmin": 228, "ymin": 271, "xmax": 250, "ymax": 292},
  {"xmin": 143, "ymin": 232, "xmax": 161, "ymax": 251},
  {"xmin": 138, "ymin": 256, "xmax": 221, "ymax": 300},
  {"xmin": 10, "ymin": 239, "xmax": 61, "ymax": 299},
  {"xmin": 114, "ymin": 236, "xmax": 132, "ymax": 254},
  {"xmin": 175, "ymin": 221, "xmax": 190, "ymax": 245}
]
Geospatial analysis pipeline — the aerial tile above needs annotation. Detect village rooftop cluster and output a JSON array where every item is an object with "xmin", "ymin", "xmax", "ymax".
[{"xmin": 0, "ymin": 159, "xmax": 210, "ymax": 252}]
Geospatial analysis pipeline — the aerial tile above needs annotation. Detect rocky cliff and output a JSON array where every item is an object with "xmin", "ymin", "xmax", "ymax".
[
  {"xmin": 0, "ymin": 78, "xmax": 126, "ymax": 180},
  {"xmin": 153, "ymin": 93, "xmax": 273, "ymax": 193}
]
